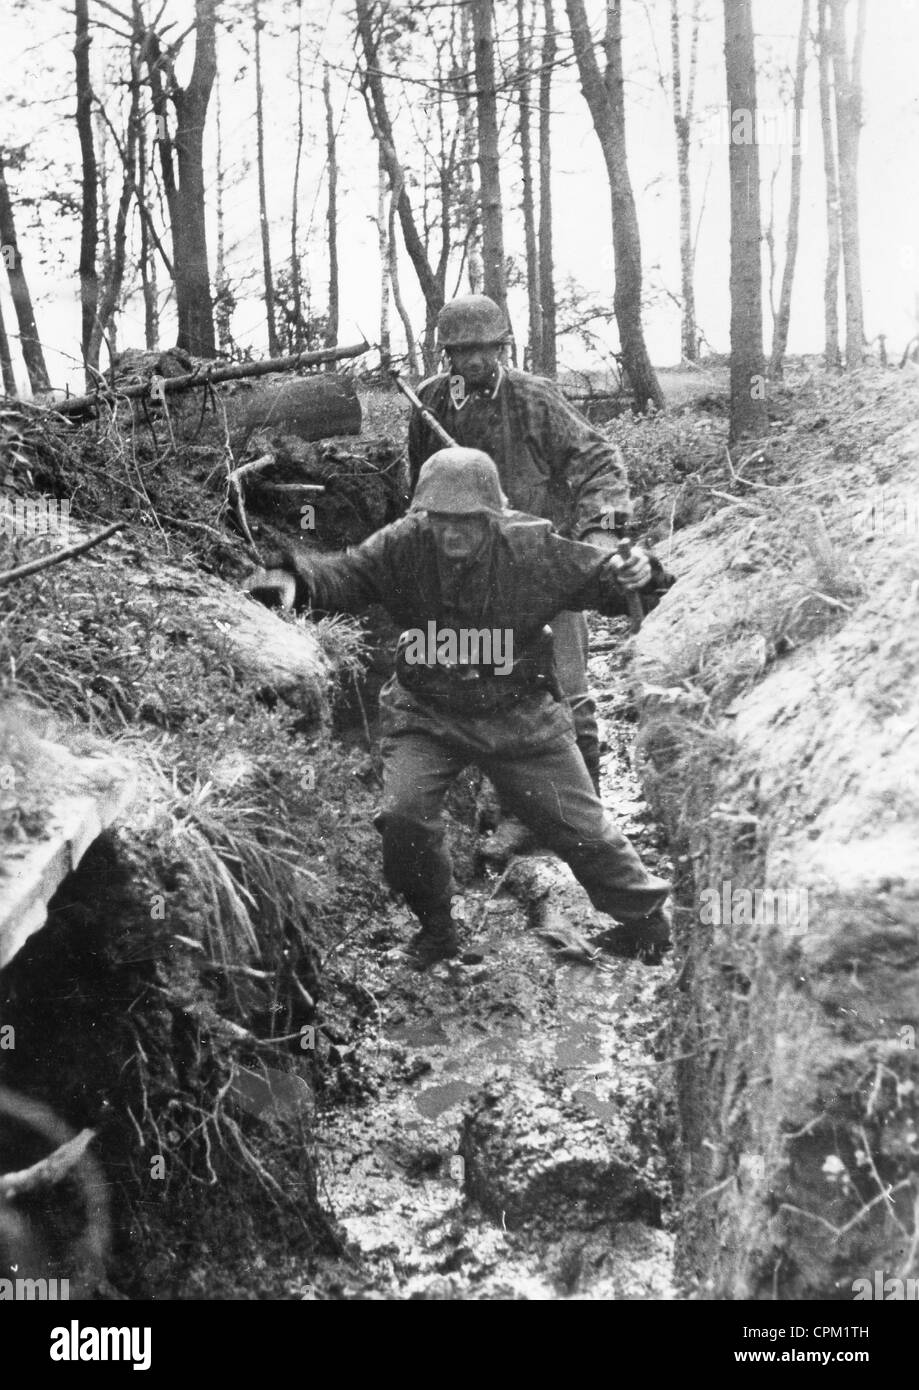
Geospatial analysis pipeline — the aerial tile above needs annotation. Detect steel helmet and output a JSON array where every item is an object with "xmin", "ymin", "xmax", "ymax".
[
  {"xmin": 410, "ymin": 448, "xmax": 508, "ymax": 515},
  {"xmin": 436, "ymin": 294, "xmax": 508, "ymax": 349}
]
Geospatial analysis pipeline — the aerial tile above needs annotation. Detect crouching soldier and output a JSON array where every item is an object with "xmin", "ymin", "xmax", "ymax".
[{"xmin": 247, "ymin": 448, "xmax": 675, "ymax": 969}]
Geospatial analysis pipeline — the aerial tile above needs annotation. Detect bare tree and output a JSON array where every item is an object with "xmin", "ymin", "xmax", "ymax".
[
  {"xmin": 252, "ymin": 0, "xmax": 279, "ymax": 356},
  {"xmin": 376, "ymin": 148, "xmax": 391, "ymax": 372},
  {"xmin": 538, "ymin": 0, "xmax": 557, "ymax": 376},
  {"xmin": 290, "ymin": 0, "xmax": 305, "ymax": 352},
  {"xmin": 355, "ymin": 0, "xmax": 443, "ymax": 337},
  {"xmin": 388, "ymin": 170, "xmax": 419, "ymax": 375},
  {"xmin": 769, "ymin": 0, "xmax": 810, "ymax": 378},
  {"xmin": 456, "ymin": 1, "xmax": 482, "ymax": 295},
  {"xmin": 517, "ymin": 0, "xmax": 541, "ymax": 369},
  {"xmin": 143, "ymin": 0, "xmax": 217, "ymax": 357},
  {"xmin": 566, "ymin": 0, "xmax": 664, "ymax": 410},
  {"xmin": 817, "ymin": 0, "xmax": 841, "ymax": 368},
  {"xmin": 0, "ymin": 297, "xmax": 16, "ymax": 395},
  {"xmin": 136, "ymin": 75, "xmax": 158, "ymax": 349},
  {"xmin": 670, "ymin": 0, "xmax": 701, "ymax": 362},
  {"xmin": 472, "ymin": 0, "xmax": 508, "ymax": 317},
  {"xmin": 0, "ymin": 150, "xmax": 50, "ymax": 394},
  {"xmin": 828, "ymin": 0, "xmax": 867, "ymax": 368},
  {"xmin": 88, "ymin": 32, "xmax": 145, "ymax": 370},
  {"xmin": 74, "ymin": 0, "xmax": 98, "ymax": 379},
  {"xmin": 214, "ymin": 72, "xmax": 232, "ymax": 355},
  {"xmin": 723, "ymin": 0, "xmax": 768, "ymax": 441},
  {"xmin": 324, "ymin": 63, "xmax": 340, "ymax": 354}
]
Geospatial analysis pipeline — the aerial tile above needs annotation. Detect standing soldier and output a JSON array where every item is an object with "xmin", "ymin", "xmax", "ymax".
[
  {"xmin": 407, "ymin": 294, "xmax": 633, "ymax": 855},
  {"xmin": 247, "ymin": 448, "xmax": 674, "ymax": 969}
]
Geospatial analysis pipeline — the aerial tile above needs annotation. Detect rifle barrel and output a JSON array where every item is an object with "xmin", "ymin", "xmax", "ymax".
[{"xmin": 389, "ymin": 370, "xmax": 457, "ymax": 448}]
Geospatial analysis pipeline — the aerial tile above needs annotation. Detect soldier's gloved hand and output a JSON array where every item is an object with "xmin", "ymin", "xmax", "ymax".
[
  {"xmin": 612, "ymin": 545, "xmax": 652, "ymax": 590},
  {"xmin": 244, "ymin": 548, "xmax": 313, "ymax": 610}
]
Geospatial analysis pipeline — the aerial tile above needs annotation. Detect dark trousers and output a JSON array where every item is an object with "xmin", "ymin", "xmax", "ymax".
[
  {"xmin": 550, "ymin": 609, "xmax": 600, "ymax": 790},
  {"xmin": 375, "ymin": 726, "xmax": 669, "ymax": 927}
]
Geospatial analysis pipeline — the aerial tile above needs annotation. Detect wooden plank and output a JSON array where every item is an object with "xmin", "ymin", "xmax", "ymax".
[{"xmin": 0, "ymin": 743, "xmax": 136, "ymax": 971}]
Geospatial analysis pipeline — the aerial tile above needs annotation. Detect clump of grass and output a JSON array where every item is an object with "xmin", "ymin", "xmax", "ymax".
[
  {"xmin": 306, "ymin": 611, "xmax": 368, "ymax": 687},
  {"xmin": 636, "ymin": 712, "xmax": 735, "ymax": 853}
]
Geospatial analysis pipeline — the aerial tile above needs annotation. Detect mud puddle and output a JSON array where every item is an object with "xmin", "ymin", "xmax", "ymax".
[{"xmin": 308, "ymin": 622, "xmax": 681, "ymax": 1300}]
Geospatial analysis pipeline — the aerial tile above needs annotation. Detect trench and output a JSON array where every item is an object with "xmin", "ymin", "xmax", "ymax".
[
  {"xmin": 305, "ymin": 615, "xmax": 682, "ymax": 1300},
  {"xmin": 0, "ymin": 395, "xmax": 690, "ymax": 1302}
]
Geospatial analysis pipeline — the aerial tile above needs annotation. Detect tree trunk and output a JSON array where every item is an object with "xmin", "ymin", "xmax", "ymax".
[
  {"xmin": 137, "ymin": 77, "xmax": 158, "ymax": 349},
  {"xmin": 130, "ymin": 0, "xmax": 157, "ymax": 350},
  {"xmin": 671, "ymin": 0, "xmax": 700, "ymax": 363},
  {"xmin": 388, "ymin": 174, "xmax": 419, "ymax": 376},
  {"xmin": 323, "ymin": 64, "xmax": 340, "ymax": 358},
  {"xmin": 566, "ymin": 0, "xmax": 664, "ymax": 411},
  {"xmin": 290, "ymin": 0, "xmax": 305, "ymax": 353},
  {"xmin": 0, "ymin": 152, "xmax": 50, "ymax": 394},
  {"xmin": 74, "ymin": 0, "xmax": 98, "ymax": 380},
  {"xmin": 517, "ymin": 0, "xmax": 541, "ymax": 369},
  {"xmin": 94, "ymin": 109, "xmax": 113, "ymax": 365},
  {"xmin": 377, "ymin": 149, "xmax": 391, "ymax": 372},
  {"xmin": 355, "ymin": 0, "xmax": 443, "ymax": 327},
  {"xmin": 829, "ymin": 0, "xmax": 866, "ymax": 369},
  {"xmin": 214, "ymin": 74, "xmax": 231, "ymax": 355},
  {"xmin": 88, "ymin": 38, "xmax": 142, "ymax": 371},
  {"xmin": 0, "ymin": 296, "xmax": 16, "ymax": 395},
  {"xmin": 472, "ymin": 0, "xmax": 507, "ymax": 317},
  {"xmin": 769, "ymin": 0, "xmax": 810, "ymax": 378},
  {"xmin": 89, "ymin": 108, "xmax": 137, "ymax": 370},
  {"xmin": 144, "ymin": 0, "xmax": 217, "ymax": 357},
  {"xmin": 455, "ymin": 2, "xmax": 482, "ymax": 296},
  {"xmin": 817, "ymin": 0, "xmax": 841, "ymax": 368},
  {"xmin": 253, "ymin": 0, "xmax": 279, "ymax": 357},
  {"xmin": 722, "ymin": 0, "xmax": 768, "ymax": 441},
  {"xmin": 538, "ymin": 0, "xmax": 557, "ymax": 376}
]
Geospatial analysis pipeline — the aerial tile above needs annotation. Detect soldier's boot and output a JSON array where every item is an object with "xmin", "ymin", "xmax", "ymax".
[
  {"xmin": 594, "ymin": 904, "xmax": 673, "ymax": 967},
  {"xmin": 407, "ymin": 902, "xmax": 462, "ymax": 969}
]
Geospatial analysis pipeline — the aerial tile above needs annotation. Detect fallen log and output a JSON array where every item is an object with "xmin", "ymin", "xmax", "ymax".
[
  {"xmin": 51, "ymin": 340, "xmax": 369, "ymax": 418},
  {"xmin": 236, "ymin": 373, "xmax": 362, "ymax": 444}
]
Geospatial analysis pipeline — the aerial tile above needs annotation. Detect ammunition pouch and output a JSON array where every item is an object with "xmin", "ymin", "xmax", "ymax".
[{"xmin": 395, "ymin": 625, "xmax": 561, "ymax": 714}]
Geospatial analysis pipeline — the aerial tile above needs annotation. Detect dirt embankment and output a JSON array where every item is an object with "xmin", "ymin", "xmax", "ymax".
[{"xmin": 630, "ymin": 367, "xmax": 919, "ymax": 1299}]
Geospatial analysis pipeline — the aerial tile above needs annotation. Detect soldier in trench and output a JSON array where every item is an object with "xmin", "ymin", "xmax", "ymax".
[
  {"xmin": 408, "ymin": 294, "xmax": 634, "ymax": 858},
  {"xmin": 247, "ymin": 447, "xmax": 674, "ymax": 969}
]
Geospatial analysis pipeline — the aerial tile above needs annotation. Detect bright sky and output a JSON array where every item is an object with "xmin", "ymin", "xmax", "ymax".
[{"xmin": 1, "ymin": 0, "xmax": 917, "ymax": 394}]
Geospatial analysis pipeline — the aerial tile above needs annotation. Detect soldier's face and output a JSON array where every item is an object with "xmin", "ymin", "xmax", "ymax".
[
  {"xmin": 447, "ymin": 344, "xmax": 501, "ymax": 389},
  {"xmin": 430, "ymin": 514, "xmax": 489, "ymax": 560}
]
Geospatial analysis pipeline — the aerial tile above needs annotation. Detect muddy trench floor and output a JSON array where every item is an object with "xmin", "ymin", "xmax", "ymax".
[{"xmin": 305, "ymin": 621, "xmax": 681, "ymax": 1301}]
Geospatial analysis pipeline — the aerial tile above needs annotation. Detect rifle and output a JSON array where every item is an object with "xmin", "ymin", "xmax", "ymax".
[
  {"xmin": 389, "ymin": 369, "xmax": 458, "ymax": 448},
  {"xmin": 615, "ymin": 537, "xmax": 645, "ymax": 634}
]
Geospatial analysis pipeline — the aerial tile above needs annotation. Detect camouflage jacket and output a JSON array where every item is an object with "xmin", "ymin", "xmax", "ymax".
[
  {"xmin": 407, "ymin": 367, "xmax": 631, "ymax": 539},
  {"xmin": 284, "ymin": 510, "xmax": 673, "ymax": 746}
]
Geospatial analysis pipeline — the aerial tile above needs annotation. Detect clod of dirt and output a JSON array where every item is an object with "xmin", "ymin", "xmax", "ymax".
[{"xmin": 459, "ymin": 1074, "xmax": 662, "ymax": 1233}]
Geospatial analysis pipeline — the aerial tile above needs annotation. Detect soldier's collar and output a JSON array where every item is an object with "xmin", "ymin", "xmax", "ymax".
[{"xmin": 450, "ymin": 364, "xmax": 504, "ymax": 410}]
